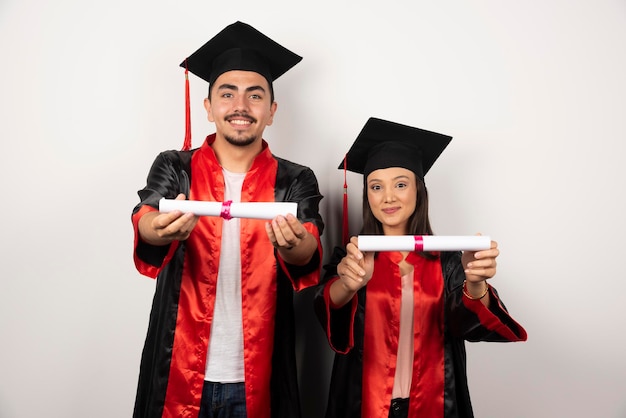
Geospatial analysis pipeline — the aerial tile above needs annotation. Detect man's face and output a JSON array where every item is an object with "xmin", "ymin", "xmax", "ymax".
[{"xmin": 204, "ymin": 70, "xmax": 277, "ymax": 147}]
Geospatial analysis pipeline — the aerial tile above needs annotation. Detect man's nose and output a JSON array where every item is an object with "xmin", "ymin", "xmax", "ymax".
[{"xmin": 233, "ymin": 95, "xmax": 249, "ymax": 112}]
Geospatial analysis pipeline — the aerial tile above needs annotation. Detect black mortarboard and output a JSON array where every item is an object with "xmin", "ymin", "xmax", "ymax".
[
  {"xmin": 339, "ymin": 117, "xmax": 452, "ymax": 180},
  {"xmin": 180, "ymin": 21, "xmax": 303, "ymax": 86}
]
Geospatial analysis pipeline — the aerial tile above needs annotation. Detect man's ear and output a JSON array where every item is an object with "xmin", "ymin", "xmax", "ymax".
[
  {"xmin": 204, "ymin": 97, "xmax": 215, "ymax": 122},
  {"xmin": 267, "ymin": 101, "xmax": 278, "ymax": 126}
]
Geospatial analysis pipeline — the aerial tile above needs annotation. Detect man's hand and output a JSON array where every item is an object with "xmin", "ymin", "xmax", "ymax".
[
  {"xmin": 265, "ymin": 213, "xmax": 317, "ymax": 266},
  {"xmin": 138, "ymin": 194, "xmax": 199, "ymax": 245}
]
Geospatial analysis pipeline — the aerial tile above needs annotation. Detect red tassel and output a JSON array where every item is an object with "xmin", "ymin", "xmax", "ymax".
[
  {"xmin": 182, "ymin": 60, "xmax": 192, "ymax": 151},
  {"xmin": 342, "ymin": 154, "xmax": 349, "ymax": 246}
]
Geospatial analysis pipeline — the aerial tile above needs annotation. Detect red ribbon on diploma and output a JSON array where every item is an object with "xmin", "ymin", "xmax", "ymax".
[
  {"xmin": 414, "ymin": 235, "xmax": 424, "ymax": 252},
  {"xmin": 220, "ymin": 200, "xmax": 233, "ymax": 220}
]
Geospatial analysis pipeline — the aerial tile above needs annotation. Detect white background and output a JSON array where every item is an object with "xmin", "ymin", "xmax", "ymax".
[{"xmin": 1, "ymin": 1, "xmax": 625, "ymax": 417}]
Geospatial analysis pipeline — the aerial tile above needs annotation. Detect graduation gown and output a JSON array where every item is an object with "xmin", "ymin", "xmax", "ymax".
[
  {"xmin": 314, "ymin": 247, "xmax": 527, "ymax": 418},
  {"xmin": 131, "ymin": 134, "xmax": 324, "ymax": 418}
]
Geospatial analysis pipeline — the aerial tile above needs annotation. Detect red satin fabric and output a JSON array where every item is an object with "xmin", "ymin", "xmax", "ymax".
[
  {"xmin": 131, "ymin": 204, "xmax": 179, "ymax": 279},
  {"xmin": 162, "ymin": 136, "xmax": 277, "ymax": 417},
  {"xmin": 362, "ymin": 251, "xmax": 445, "ymax": 418}
]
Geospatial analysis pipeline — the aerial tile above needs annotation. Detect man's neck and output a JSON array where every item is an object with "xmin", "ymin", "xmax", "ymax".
[{"xmin": 211, "ymin": 136, "xmax": 263, "ymax": 173}]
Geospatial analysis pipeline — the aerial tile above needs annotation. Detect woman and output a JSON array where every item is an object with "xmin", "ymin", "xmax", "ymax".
[{"xmin": 314, "ymin": 117, "xmax": 527, "ymax": 418}]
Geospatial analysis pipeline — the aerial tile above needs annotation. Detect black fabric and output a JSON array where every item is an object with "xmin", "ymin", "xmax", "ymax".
[
  {"xmin": 181, "ymin": 21, "xmax": 302, "ymax": 86},
  {"xmin": 133, "ymin": 234, "xmax": 186, "ymax": 417},
  {"xmin": 133, "ymin": 151, "xmax": 193, "ymax": 268},
  {"xmin": 389, "ymin": 398, "xmax": 409, "ymax": 418},
  {"xmin": 133, "ymin": 150, "xmax": 193, "ymax": 418},
  {"xmin": 269, "ymin": 156, "xmax": 324, "ymax": 418}
]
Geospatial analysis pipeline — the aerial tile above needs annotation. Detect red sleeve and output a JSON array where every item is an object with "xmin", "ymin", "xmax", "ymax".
[
  {"xmin": 131, "ymin": 205, "xmax": 180, "ymax": 279},
  {"xmin": 277, "ymin": 222, "xmax": 323, "ymax": 291},
  {"xmin": 462, "ymin": 285, "xmax": 528, "ymax": 342},
  {"xmin": 321, "ymin": 277, "xmax": 359, "ymax": 354}
]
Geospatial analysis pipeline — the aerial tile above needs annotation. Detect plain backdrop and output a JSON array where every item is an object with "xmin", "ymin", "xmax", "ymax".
[{"xmin": 1, "ymin": 1, "xmax": 625, "ymax": 417}]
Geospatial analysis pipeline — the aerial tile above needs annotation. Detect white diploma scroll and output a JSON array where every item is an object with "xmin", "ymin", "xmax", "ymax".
[
  {"xmin": 357, "ymin": 235, "xmax": 491, "ymax": 252},
  {"xmin": 159, "ymin": 198, "xmax": 298, "ymax": 220}
]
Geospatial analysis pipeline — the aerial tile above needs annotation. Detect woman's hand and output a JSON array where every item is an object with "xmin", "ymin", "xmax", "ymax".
[
  {"xmin": 462, "ymin": 233, "xmax": 498, "ymax": 303},
  {"xmin": 329, "ymin": 236, "xmax": 375, "ymax": 307}
]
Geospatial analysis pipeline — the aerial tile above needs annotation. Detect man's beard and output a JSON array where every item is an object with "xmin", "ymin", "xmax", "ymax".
[
  {"xmin": 223, "ymin": 113, "xmax": 258, "ymax": 147},
  {"xmin": 224, "ymin": 133, "xmax": 257, "ymax": 147}
]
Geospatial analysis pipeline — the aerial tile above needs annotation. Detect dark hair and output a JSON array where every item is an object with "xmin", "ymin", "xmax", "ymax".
[{"xmin": 360, "ymin": 176, "xmax": 436, "ymax": 258}]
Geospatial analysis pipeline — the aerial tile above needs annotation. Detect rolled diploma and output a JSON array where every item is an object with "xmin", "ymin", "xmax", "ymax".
[
  {"xmin": 159, "ymin": 198, "xmax": 298, "ymax": 220},
  {"xmin": 357, "ymin": 235, "xmax": 491, "ymax": 252}
]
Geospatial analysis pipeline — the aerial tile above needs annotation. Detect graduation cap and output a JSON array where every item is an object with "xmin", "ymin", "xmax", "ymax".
[
  {"xmin": 338, "ymin": 117, "xmax": 452, "ymax": 244},
  {"xmin": 339, "ymin": 117, "xmax": 452, "ymax": 180},
  {"xmin": 178, "ymin": 21, "xmax": 303, "ymax": 150},
  {"xmin": 180, "ymin": 21, "xmax": 302, "ymax": 86}
]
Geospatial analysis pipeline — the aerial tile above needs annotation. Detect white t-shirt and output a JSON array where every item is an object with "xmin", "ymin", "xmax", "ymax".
[{"xmin": 204, "ymin": 168, "xmax": 246, "ymax": 382}]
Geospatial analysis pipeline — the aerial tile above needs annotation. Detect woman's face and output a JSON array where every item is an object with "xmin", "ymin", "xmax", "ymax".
[{"xmin": 366, "ymin": 167, "xmax": 417, "ymax": 235}]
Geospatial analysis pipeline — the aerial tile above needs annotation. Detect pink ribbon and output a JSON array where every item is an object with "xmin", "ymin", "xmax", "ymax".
[
  {"xmin": 414, "ymin": 235, "xmax": 424, "ymax": 252},
  {"xmin": 220, "ymin": 200, "xmax": 233, "ymax": 220}
]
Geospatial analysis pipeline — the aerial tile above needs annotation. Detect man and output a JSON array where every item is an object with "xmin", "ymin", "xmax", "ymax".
[{"xmin": 131, "ymin": 21, "xmax": 324, "ymax": 418}]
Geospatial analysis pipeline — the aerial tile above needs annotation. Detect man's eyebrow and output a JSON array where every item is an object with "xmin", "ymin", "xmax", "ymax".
[
  {"xmin": 215, "ymin": 83, "xmax": 266, "ymax": 93},
  {"xmin": 245, "ymin": 85, "xmax": 267, "ymax": 94},
  {"xmin": 215, "ymin": 83, "xmax": 237, "ymax": 91}
]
